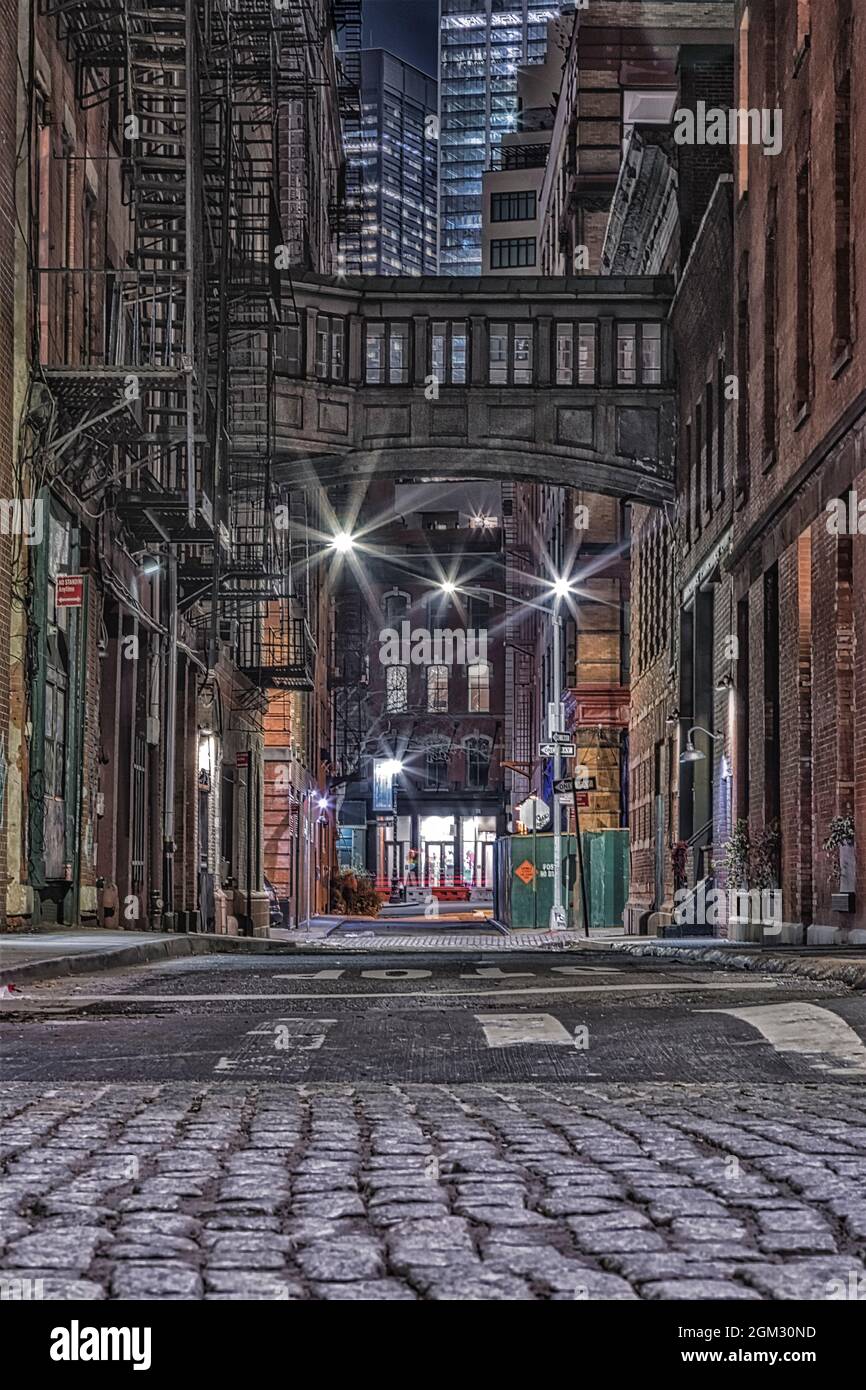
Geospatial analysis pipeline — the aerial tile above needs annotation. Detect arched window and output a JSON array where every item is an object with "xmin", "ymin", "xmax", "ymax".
[
  {"xmin": 467, "ymin": 662, "xmax": 490, "ymax": 713},
  {"xmin": 386, "ymin": 665, "xmax": 408, "ymax": 712},
  {"xmin": 464, "ymin": 735, "xmax": 492, "ymax": 789},
  {"xmin": 424, "ymin": 738, "xmax": 449, "ymax": 790},
  {"xmin": 427, "ymin": 664, "xmax": 449, "ymax": 712}
]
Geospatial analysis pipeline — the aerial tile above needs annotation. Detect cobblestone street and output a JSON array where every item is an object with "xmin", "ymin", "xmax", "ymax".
[{"xmin": 3, "ymin": 1079, "xmax": 866, "ymax": 1301}]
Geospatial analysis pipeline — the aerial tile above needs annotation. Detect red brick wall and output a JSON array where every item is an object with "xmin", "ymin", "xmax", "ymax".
[
  {"xmin": 0, "ymin": 0, "xmax": 15, "ymax": 924},
  {"xmin": 731, "ymin": 1, "xmax": 866, "ymax": 932}
]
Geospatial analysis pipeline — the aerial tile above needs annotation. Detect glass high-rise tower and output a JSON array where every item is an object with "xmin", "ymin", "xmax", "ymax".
[
  {"xmin": 341, "ymin": 49, "xmax": 439, "ymax": 276},
  {"xmin": 439, "ymin": 1, "xmax": 562, "ymax": 275}
]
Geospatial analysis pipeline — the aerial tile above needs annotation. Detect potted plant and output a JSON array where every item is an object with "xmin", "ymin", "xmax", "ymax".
[{"xmin": 823, "ymin": 813, "xmax": 855, "ymax": 911}]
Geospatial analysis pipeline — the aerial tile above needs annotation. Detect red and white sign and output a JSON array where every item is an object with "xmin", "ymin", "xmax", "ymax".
[
  {"xmin": 236, "ymin": 751, "xmax": 250, "ymax": 768},
  {"xmin": 56, "ymin": 575, "xmax": 85, "ymax": 608}
]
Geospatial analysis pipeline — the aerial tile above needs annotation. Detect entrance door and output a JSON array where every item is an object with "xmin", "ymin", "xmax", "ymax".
[{"xmin": 425, "ymin": 842, "xmax": 455, "ymax": 886}]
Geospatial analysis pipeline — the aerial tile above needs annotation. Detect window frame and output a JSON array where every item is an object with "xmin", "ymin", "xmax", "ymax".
[
  {"xmin": 488, "ymin": 320, "xmax": 535, "ymax": 386},
  {"xmin": 467, "ymin": 661, "xmax": 491, "ymax": 714},
  {"xmin": 554, "ymin": 322, "xmax": 597, "ymax": 386},
  {"xmin": 315, "ymin": 313, "xmax": 346, "ymax": 384},
  {"xmin": 364, "ymin": 320, "xmax": 412, "ymax": 386},
  {"xmin": 490, "ymin": 189, "xmax": 537, "ymax": 223},
  {"xmin": 426, "ymin": 664, "xmax": 450, "ymax": 713},
  {"xmin": 385, "ymin": 664, "xmax": 409, "ymax": 713},
  {"xmin": 490, "ymin": 235, "xmax": 537, "ymax": 269},
  {"xmin": 429, "ymin": 319, "xmax": 469, "ymax": 387},
  {"xmin": 616, "ymin": 321, "xmax": 663, "ymax": 386}
]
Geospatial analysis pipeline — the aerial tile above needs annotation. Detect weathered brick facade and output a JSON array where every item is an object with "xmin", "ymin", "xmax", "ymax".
[
  {"xmin": 730, "ymin": 0, "xmax": 866, "ymax": 940},
  {"xmin": 0, "ymin": 0, "xmax": 16, "ymax": 925}
]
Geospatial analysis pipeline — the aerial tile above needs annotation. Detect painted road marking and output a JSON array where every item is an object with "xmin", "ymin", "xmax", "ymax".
[
  {"xmin": 476, "ymin": 1013, "xmax": 575, "ymax": 1047},
  {"xmin": 273, "ymin": 970, "xmax": 346, "ymax": 980},
  {"xmin": 215, "ymin": 1017, "xmax": 338, "ymax": 1074},
  {"xmin": 704, "ymin": 1002, "xmax": 866, "ymax": 1076},
  {"xmin": 460, "ymin": 967, "xmax": 535, "ymax": 979},
  {"xmin": 48, "ymin": 980, "xmax": 785, "ymax": 1003}
]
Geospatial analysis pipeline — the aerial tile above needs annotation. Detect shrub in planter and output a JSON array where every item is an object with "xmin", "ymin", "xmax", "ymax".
[{"xmin": 330, "ymin": 867, "xmax": 382, "ymax": 917}]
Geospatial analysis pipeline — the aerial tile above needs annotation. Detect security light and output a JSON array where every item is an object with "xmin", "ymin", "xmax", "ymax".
[
  {"xmin": 330, "ymin": 531, "xmax": 355, "ymax": 554},
  {"xmin": 140, "ymin": 554, "xmax": 161, "ymax": 577}
]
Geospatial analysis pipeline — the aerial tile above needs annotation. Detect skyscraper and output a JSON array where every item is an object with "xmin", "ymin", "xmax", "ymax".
[
  {"xmin": 439, "ymin": 0, "xmax": 563, "ymax": 275},
  {"xmin": 341, "ymin": 49, "xmax": 439, "ymax": 275}
]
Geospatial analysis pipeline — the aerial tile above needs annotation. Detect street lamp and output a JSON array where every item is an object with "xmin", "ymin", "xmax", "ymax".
[
  {"xmin": 680, "ymin": 726, "xmax": 721, "ymax": 763},
  {"xmin": 437, "ymin": 573, "xmax": 576, "ymax": 930},
  {"xmin": 329, "ymin": 530, "xmax": 356, "ymax": 554}
]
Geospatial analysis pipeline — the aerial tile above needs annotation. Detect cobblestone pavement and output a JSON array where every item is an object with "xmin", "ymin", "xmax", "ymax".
[{"xmin": 2, "ymin": 1081, "xmax": 866, "ymax": 1301}]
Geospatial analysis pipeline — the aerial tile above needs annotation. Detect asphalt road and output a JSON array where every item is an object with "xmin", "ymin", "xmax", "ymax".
[
  {"xmin": 3, "ymin": 949, "xmax": 866, "ymax": 1084},
  {"xmin": 3, "ymin": 950, "xmax": 866, "ymax": 1301}
]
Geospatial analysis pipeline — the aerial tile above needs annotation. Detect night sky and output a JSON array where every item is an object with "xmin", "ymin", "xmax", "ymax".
[{"xmin": 362, "ymin": 0, "xmax": 439, "ymax": 76}]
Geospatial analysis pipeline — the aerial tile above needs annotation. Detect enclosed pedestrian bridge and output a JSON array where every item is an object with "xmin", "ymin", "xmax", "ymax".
[{"xmin": 273, "ymin": 271, "xmax": 676, "ymax": 506}]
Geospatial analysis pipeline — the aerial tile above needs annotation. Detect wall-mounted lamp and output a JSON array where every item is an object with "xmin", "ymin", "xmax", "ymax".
[{"xmin": 680, "ymin": 726, "xmax": 722, "ymax": 764}]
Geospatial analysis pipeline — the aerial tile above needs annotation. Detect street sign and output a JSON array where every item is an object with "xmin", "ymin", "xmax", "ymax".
[
  {"xmin": 236, "ymin": 751, "xmax": 250, "ymax": 768},
  {"xmin": 574, "ymin": 774, "xmax": 597, "ymax": 792},
  {"xmin": 574, "ymin": 792, "xmax": 590, "ymax": 808},
  {"xmin": 539, "ymin": 741, "xmax": 576, "ymax": 758},
  {"xmin": 517, "ymin": 795, "xmax": 550, "ymax": 831},
  {"xmin": 515, "ymin": 859, "xmax": 536, "ymax": 886},
  {"xmin": 554, "ymin": 777, "xmax": 574, "ymax": 796},
  {"xmin": 551, "ymin": 731, "xmax": 573, "ymax": 745},
  {"xmin": 56, "ymin": 575, "xmax": 84, "ymax": 608}
]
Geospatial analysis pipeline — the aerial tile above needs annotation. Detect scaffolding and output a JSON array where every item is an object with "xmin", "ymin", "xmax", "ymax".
[{"xmin": 37, "ymin": 0, "xmax": 317, "ymax": 689}]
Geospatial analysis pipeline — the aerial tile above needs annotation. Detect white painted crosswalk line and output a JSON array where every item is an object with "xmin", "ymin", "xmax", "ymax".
[
  {"xmin": 475, "ymin": 1012, "xmax": 575, "ymax": 1047},
  {"xmin": 704, "ymin": 1002, "xmax": 866, "ymax": 1076}
]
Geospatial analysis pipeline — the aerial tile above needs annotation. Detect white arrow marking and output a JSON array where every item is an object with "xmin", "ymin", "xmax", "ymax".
[
  {"xmin": 704, "ymin": 1002, "xmax": 866, "ymax": 1075},
  {"xmin": 476, "ymin": 1013, "xmax": 575, "ymax": 1047}
]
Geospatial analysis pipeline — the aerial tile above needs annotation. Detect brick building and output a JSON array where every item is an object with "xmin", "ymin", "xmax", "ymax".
[
  {"xmin": 0, "ymin": 4, "xmax": 342, "ymax": 935},
  {"xmin": 0, "ymin": 0, "xmax": 16, "ymax": 927},
  {"xmin": 728, "ymin": 0, "xmax": 866, "ymax": 943},
  {"xmin": 332, "ymin": 482, "xmax": 508, "ymax": 901}
]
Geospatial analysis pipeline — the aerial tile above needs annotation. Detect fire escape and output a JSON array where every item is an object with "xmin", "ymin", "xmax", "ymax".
[{"xmin": 37, "ymin": 0, "xmax": 315, "ymax": 692}]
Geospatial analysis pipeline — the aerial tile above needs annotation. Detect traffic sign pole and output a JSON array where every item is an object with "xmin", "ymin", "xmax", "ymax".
[{"xmin": 572, "ymin": 784, "xmax": 591, "ymax": 938}]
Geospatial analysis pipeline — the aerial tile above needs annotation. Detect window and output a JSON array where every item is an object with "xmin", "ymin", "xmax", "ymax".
[
  {"xmin": 424, "ymin": 741, "xmax": 449, "ymax": 790},
  {"xmin": 278, "ymin": 318, "xmax": 303, "ymax": 376},
  {"xmin": 386, "ymin": 665, "xmax": 408, "ymax": 712},
  {"xmin": 427, "ymin": 665, "xmax": 449, "ymax": 712},
  {"xmin": 490, "ymin": 237, "xmax": 536, "ymax": 269},
  {"xmin": 468, "ymin": 662, "xmax": 490, "ymax": 713},
  {"xmin": 641, "ymin": 322, "xmax": 662, "ymax": 384},
  {"xmin": 738, "ymin": 9, "xmax": 751, "ymax": 198},
  {"xmin": 795, "ymin": 159, "xmax": 812, "ymax": 413},
  {"xmin": 491, "ymin": 190, "xmax": 536, "ymax": 222},
  {"xmin": 555, "ymin": 323, "xmax": 596, "ymax": 385},
  {"xmin": 465, "ymin": 736, "xmax": 491, "ymax": 789},
  {"xmin": 763, "ymin": 189, "xmax": 778, "ymax": 463},
  {"xmin": 833, "ymin": 3, "xmax": 853, "ymax": 359},
  {"xmin": 616, "ymin": 323, "xmax": 662, "ymax": 385},
  {"xmin": 618, "ymin": 323, "xmax": 636, "ymax": 384},
  {"xmin": 737, "ymin": 254, "xmax": 751, "ymax": 497},
  {"xmin": 365, "ymin": 322, "xmax": 410, "ymax": 384},
  {"xmin": 384, "ymin": 591, "xmax": 409, "ymax": 626},
  {"xmin": 430, "ymin": 320, "xmax": 468, "ymax": 385},
  {"xmin": 489, "ymin": 321, "xmax": 534, "ymax": 385},
  {"xmin": 315, "ymin": 314, "xmax": 345, "ymax": 382}
]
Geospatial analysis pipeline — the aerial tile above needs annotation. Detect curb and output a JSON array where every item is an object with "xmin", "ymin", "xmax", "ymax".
[
  {"xmin": 0, "ymin": 933, "xmax": 307, "ymax": 985},
  {"xmin": 600, "ymin": 939, "xmax": 866, "ymax": 991}
]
